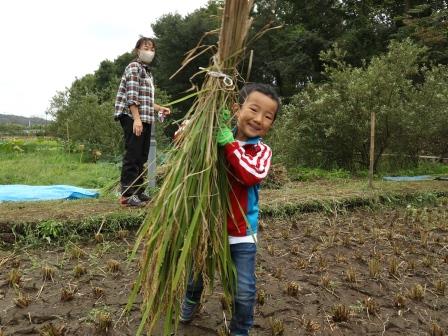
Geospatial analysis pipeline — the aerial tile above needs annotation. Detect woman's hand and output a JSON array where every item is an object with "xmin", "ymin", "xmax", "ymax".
[
  {"xmin": 159, "ymin": 106, "xmax": 171, "ymax": 116},
  {"xmin": 133, "ymin": 118, "xmax": 143, "ymax": 136}
]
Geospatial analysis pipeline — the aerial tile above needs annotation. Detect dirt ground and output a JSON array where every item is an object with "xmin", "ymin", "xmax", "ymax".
[{"xmin": 1, "ymin": 202, "xmax": 447, "ymax": 335}]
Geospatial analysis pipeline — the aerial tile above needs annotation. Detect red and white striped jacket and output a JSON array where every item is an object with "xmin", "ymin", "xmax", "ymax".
[{"xmin": 223, "ymin": 137, "xmax": 272, "ymax": 244}]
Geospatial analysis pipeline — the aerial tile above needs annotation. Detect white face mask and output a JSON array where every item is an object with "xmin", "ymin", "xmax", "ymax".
[{"xmin": 139, "ymin": 50, "xmax": 155, "ymax": 64}]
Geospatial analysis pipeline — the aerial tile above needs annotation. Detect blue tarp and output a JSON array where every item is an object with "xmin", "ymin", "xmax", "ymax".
[
  {"xmin": 0, "ymin": 185, "xmax": 99, "ymax": 202},
  {"xmin": 383, "ymin": 175, "xmax": 434, "ymax": 181}
]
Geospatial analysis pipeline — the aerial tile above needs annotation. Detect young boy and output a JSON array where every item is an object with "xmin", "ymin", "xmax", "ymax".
[{"xmin": 180, "ymin": 83, "xmax": 281, "ymax": 336}]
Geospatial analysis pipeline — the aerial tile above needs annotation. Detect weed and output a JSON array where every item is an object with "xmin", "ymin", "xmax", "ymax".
[
  {"xmin": 92, "ymin": 286, "xmax": 105, "ymax": 299},
  {"xmin": 392, "ymin": 244, "xmax": 402, "ymax": 256},
  {"xmin": 273, "ymin": 267, "xmax": 283, "ymax": 279},
  {"xmin": 393, "ymin": 293, "xmax": 406, "ymax": 308},
  {"xmin": 304, "ymin": 226, "xmax": 313, "ymax": 237},
  {"xmin": 36, "ymin": 220, "xmax": 64, "ymax": 243},
  {"xmin": 94, "ymin": 233, "xmax": 104, "ymax": 243},
  {"xmin": 267, "ymin": 244, "xmax": 275, "ymax": 256},
  {"xmin": 317, "ymin": 255, "xmax": 328, "ymax": 270},
  {"xmin": 342, "ymin": 235, "xmax": 351, "ymax": 247},
  {"xmin": 14, "ymin": 291, "xmax": 31, "ymax": 308},
  {"xmin": 68, "ymin": 245, "xmax": 86, "ymax": 260},
  {"xmin": 281, "ymin": 229, "xmax": 290, "ymax": 239},
  {"xmin": 60, "ymin": 284, "xmax": 77, "ymax": 302},
  {"xmin": 39, "ymin": 323, "xmax": 66, "ymax": 336},
  {"xmin": 296, "ymin": 258, "xmax": 308, "ymax": 269},
  {"xmin": 354, "ymin": 251, "xmax": 364, "ymax": 262},
  {"xmin": 434, "ymin": 279, "xmax": 446, "ymax": 296},
  {"xmin": 386, "ymin": 228, "xmax": 394, "ymax": 240},
  {"xmin": 269, "ymin": 317, "xmax": 284, "ymax": 336},
  {"xmin": 106, "ymin": 259, "xmax": 121, "ymax": 273},
  {"xmin": 388, "ymin": 257, "xmax": 399, "ymax": 276},
  {"xmin": 290, "ymin": 244, "xmax": 300, "ymax": 256},
  {"xmin": 368, "ymin": 258, "xmax": 381, "ymax": 278},
  {"xmin": 96, "ymin": 310, "xmax": 113, "ymax": 332},
  {"xmin": 334, "ymin": 252, "xmax": 347, "ymax": 263},
  {"xmin": 116, "ymin": 229, "xmax": 129, "ymax": 239},
  {"xmin": 332, "ymin": 304, "xmax": 350, "ymax": 322},
  {"xmin": 8, "ymin": 269, "xmax": 22, "ymax": 287},
  {"xmin": 408, "ymin": 284, "xmax": 425, "ymax": 301},
  {"xmin": 286, "ymin": 281, "xmax": 301, "ymax": 297},
  {"xmin": 345, "ymin": 267, "xmax": 358, "ymax": 283},
  {"xmin": 302, "ymin": 318, "xmax": 320, "ymax": 333},
  {"xmin": 363, "ymin": 297, "xmax": 379, "ymax": 315},
  {"xmin": 89, "ymin": 308, "xmax": 112, "ymax": 333},
  {"xmin": 419, "ymin": 229, "xmax": 429, "ymax": 247},
  {"xmin": 429, "ymin": 322, "xmax": 445, "ymax": 336},
  {"xmin": 319, "ymin": 274, "xmax": 332, "ymax": 289},
  {"xmin": 406, "ymin": 259, "xmax": 416, "ymax": 272},
  {"xmin": 73, "ymin": 264, "xmax": 87, "ymax": 278},
  {"xmin": 41, "ymin": 265, "xmax": 56, "ymax": 281},
  {"xmin": 257, "ymin": 288, "xmax": 266, "ymax": 305},
  {"xmin": 422, "ymin": 256, "xmax": 435, "ymax": 268},
  {"xmin": 11, "ymin": 258, "xmax": 20, "ymax": 268}
]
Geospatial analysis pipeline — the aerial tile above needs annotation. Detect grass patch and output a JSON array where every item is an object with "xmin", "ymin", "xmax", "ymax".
[
  {"xmin": 384, "ymin": 162, "xmax": 448, "ymax": 177},
  {"xmin": 288, "ymin": 163, "xmax": 448, "ymax": 182},
  {"xmin": 7, "ymin": 211, "xmax": 145, "ymax": 247},
  {"xmin": 0, "ymin": 138, "xmax": 118, "ymax": 188},
  {"xmin": 288, "ymin": 167, "xmax": 352, "ymax": 181}
]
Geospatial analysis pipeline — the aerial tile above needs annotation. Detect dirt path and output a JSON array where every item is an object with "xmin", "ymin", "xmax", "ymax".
[
  {"xmin": 1, "ymin": 180, "xmax": 447, "ymax": 227},
  {"xmin": 1, "ymin": 202, "xmax": 447, "ymax": 335}
]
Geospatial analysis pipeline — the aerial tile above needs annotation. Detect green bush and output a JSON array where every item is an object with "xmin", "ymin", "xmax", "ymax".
[{"xmin": 269, "ymin": 39, "xmax": 448, "ymax": 173}]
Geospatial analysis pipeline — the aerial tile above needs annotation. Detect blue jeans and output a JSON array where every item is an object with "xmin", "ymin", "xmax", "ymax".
[{"xmin": 184, "ymin": 243, "xmax": 257, "ymax": 336}]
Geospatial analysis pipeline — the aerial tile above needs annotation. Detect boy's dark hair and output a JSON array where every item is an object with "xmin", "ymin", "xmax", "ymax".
[
  {"xmin": 238, "ymin": 83, "xmax": 281, "ymax": 119},
  {"xmin": 133, "ymin": 36, "xmax": 156, "ymax": 55}
]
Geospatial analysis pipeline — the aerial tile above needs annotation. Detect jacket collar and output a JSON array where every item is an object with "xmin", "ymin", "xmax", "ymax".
[
  {"xmin": 232, "ymin": 128, "xmax": 260, "ymax": 145},
  {"xmin": 136, "ymin": 59, "xmax": 152, "ymax": 73}
]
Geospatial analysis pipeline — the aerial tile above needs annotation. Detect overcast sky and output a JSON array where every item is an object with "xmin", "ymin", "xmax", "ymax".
[{"xmin": 0, "ymin": 0, "xmax": 209, "ymax": 118}]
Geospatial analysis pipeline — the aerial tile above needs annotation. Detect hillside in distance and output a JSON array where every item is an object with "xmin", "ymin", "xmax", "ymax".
[{"xmin": 0, "ymin": 114, "xmax": 47, "ymax": 126}]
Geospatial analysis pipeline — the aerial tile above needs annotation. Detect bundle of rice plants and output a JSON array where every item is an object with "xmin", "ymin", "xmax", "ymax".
[{"xmin": 127, "ymin": 1, "xmax": 255, "ymax": 335}]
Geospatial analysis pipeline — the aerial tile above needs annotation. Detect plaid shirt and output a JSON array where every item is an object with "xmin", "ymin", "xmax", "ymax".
[{"xmin": 114, "ymin": 61, "xmax": 155, "ymax": 124}]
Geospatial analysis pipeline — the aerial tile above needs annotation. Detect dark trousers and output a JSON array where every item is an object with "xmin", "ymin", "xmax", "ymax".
[{"xmin": 119, "ymin": 115, "xmax": 152, "ymax": 197}]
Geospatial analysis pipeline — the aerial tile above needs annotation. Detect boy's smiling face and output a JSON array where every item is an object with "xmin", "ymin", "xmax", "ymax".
[{"xmin": 233, "ymin": 91, "xmax": 278, "ymax": 141}]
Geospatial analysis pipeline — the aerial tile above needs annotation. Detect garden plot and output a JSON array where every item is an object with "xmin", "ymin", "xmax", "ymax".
[{"xmin": 0, "ymin": 202, "xmax": 447, "ymax": 335}]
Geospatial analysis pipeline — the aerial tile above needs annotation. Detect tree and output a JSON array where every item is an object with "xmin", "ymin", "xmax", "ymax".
[
  {"xmin": 395, "ymin": 4, "xmax": 448, "ymax": 65},
  {"xmin": 269, "ymin": 39, "xmax": 439, "ymax": 172}
]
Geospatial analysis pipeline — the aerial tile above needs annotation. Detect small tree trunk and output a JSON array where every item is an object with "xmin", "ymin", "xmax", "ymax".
[
  {"xmin": 369, "ymin": 111, "xmax": 376, "ymax": 189},
  {"xmin": 404, "ymin": 0, "xmax": 411, "ymax": 12}
]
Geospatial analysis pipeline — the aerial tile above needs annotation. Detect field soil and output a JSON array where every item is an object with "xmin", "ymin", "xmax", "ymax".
[{"xmin": 1, "ymin": 200, "xmax": 447, "ymax": 335}]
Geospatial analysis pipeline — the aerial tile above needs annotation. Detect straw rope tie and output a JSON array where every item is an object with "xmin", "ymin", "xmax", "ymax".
[{"xmin": 199, "ymin": 67, "xmax": 234, "ymax": 87}]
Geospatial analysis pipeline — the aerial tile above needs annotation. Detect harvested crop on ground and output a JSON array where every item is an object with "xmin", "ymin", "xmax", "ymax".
[{"xmin": 1, "ymin": 200, "xmax": 446, "ymax": 335}]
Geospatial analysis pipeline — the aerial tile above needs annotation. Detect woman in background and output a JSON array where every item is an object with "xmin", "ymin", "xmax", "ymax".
[{"xmin": 114, "ymin": 36, "xmax": 170, "ymax": 206}]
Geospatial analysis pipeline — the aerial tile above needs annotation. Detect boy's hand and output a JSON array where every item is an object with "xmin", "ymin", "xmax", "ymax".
[{"xmin": 217, "ymin": 108, "xmax": 234, "ymax": 146}]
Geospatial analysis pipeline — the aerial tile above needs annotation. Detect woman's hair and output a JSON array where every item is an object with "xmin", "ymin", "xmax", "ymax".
[
  {"xmin": 133, "ymin": 36, "xmax": 156, "ymax": 55},
  {"xmin": 238, "ymin": 83, "xmax": 281, "ymax": 119}
]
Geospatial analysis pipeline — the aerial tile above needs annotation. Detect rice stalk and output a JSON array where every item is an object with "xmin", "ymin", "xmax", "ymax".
[{"xmin": 127, "ymin": 1, "xmax": 255, "ymax": 335}]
